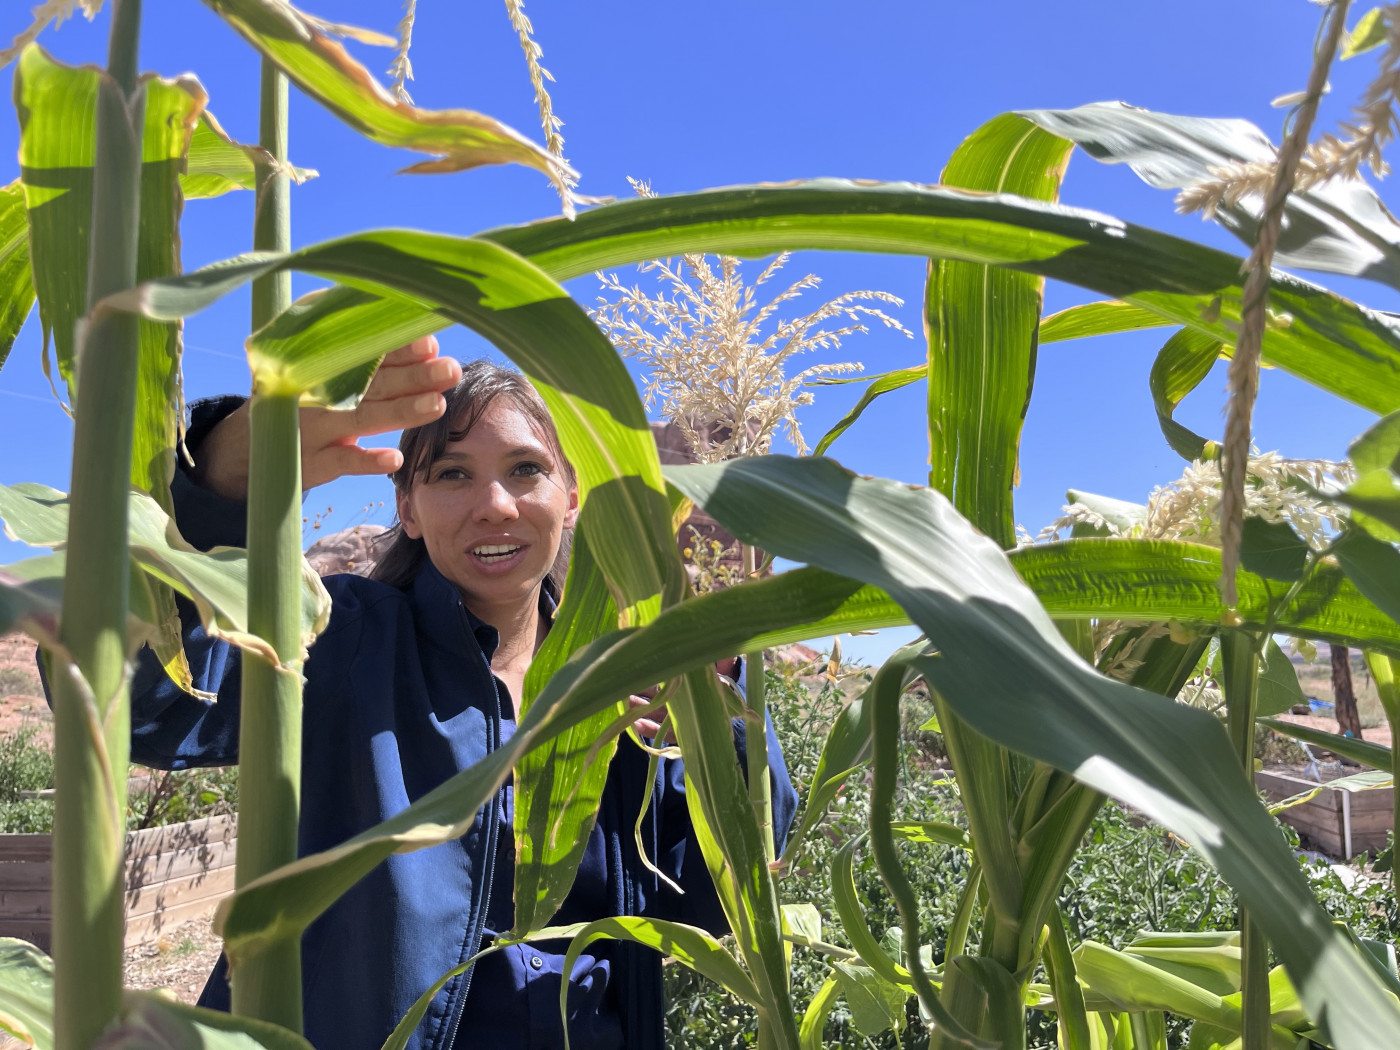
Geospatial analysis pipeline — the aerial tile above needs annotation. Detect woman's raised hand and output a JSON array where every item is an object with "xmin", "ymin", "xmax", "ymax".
[{"xmin": 193, "ymin": 336, "xmax": 462, "ymax": 501}]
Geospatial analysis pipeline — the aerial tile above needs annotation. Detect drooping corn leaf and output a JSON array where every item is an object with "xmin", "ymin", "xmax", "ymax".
[
  {"xmin": 2, "ymin": 551, "xmax": 162, "ymax": 658},
  {"xmin": 201, "ymin": 0, "xmax": 574, "ymax": 206},
  {"xmin": 800, "ymin": 975, "xmax": 842, "ymax": 1050},
  {"xmin": 184, "ymin": 182, "xmax": 1400, "ymax": 419},
  {"xmin": 663, "ymin": 453, "xmax": 1400, "ymax": 1050},
  {"xmin": 98, "ymin": 992, "xmax": 314, "ymax": 1050},
  {"xmin": 0, "ymin": 483, "xmax": 326, "ymax": 667},
  {"xmin": 1258, "ymin": 717, "xmax": 1394, "ymax": 769},
  {"xmin": 0, "ymin": 180, "xmax": 34, "ymax": 373},
  {"xmin": 16, "ymin": 45, "xmax": 200, "ymax": 505},
  {"xmin": 511, "ymin": 516, "xmax": 621, "ymax": 934},
  {"xmin": 180, "ymin": 111, "xmax": 316, "ymax": 200},
  {"xmin": 1019, "ymin": 101, "xmax": 1400, "ymax": 289},
  {"xmin": 812, "ymin": 363, "xmax": 926, "ymax": 457},
  {"xmin": 926, "ymin": 112, "xmax": 1074, "ymax": 549},
  {"xmin": 15, "ymin": 45, "xmax": 207, "ymax": 692},
  {"xmin": 831, "ymin": 837, "xmax": 914, "ymax": 990},
  {"xmin": 1268, "ymin": 769, "xmax": 1393, "ymax": 814},
  {"xmin": 1149, "ymin": 329, "xmax": 1224, "ymax": 461},
  {"xmin": 1075, "ymin": 941, "xmax": 1239, "ymax": 1029},
  {"xmin": 1011, "ymin": 538, "xmax": 1400, "ymax": 657},
  {"xmin": 0, "ymin": 939, "xmax": 54, "ymax": 1050},
  {"xmin": 1038, "ymin": 299, "xmax": 1172, "ymax": 344},
  {"xmin": 1256, "ymin": 638, "xmax": 1309, "ymax": 718}
]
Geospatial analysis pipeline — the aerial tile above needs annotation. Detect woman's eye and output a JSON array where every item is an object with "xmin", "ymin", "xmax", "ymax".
[
  {"xmin": 514, "ymin": 461, "xmax": 545, "ymax": 477},
  {"xmin": 435, "ymin": 467, "xmax": 467, "ymax": 482}
]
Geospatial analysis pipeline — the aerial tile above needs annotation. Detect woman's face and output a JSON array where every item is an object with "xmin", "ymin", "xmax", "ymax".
[{"xmin": 396, "ymin": 397, "xmax": 578, "ymax": 618}]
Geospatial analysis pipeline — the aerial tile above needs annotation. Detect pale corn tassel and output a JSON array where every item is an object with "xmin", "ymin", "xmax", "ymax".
[
  {"xmin": 504, "ymin": 0, "xmax": 577, "ymax": 213},
  {"xmin": 1, "ymin": 0, "xmax": 102, "ymax": 69},
  {"xmin": 1220, "ymin": 0, "xmax": 1352, "ymax": 608},
  {"xmin": 387, "ymin": 0, "xmax": 417, "ymax": 103},
  {"xmin": 1180, "ymin": 0, "xmax": 1396, "ymax": 215}
]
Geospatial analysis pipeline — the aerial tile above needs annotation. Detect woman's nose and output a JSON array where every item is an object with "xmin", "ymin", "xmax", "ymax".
[{"xmin": 472, "ymin": 479, "xmax": 519, "ymax": 521}]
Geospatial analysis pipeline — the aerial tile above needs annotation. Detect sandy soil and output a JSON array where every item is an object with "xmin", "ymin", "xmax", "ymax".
[
  {"xmin": 0, "ymin": 633, "xmax": 49, "ymax": 746},
  {"xmin": 1268, "ymin": 710, "xmax": 1392, "ymax": 747}
]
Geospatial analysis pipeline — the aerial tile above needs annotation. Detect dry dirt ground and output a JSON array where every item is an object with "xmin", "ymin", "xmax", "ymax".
[
  {"xmin": 121, "ymin": 915, "xmax": 222, "ymax": 1004},
  {"xmin": 0, "ymin": 633, "xmax": 49, "ymax": 745}
]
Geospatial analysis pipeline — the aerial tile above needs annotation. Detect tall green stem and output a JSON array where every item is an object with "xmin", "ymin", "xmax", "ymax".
[
  {"xmin": 742, "ymin": 542, "xmax": 773, "ymax": 863},
  {"xmin": 230, "ymin": 60, "xmax": 304, "ymax": 1029},
  {"xmin": 1221, "ymin": 631, "xmax": 1269, "ymax": 1050},
  {"xmin": 51, "ymin": 3, "xmax": 142, "ymax": 1045}
]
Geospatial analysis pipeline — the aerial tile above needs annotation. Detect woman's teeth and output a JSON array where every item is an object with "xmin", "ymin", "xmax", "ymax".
[{"xmin": 472, "ymin": 544, "xmax": 521, "ymax": 562}]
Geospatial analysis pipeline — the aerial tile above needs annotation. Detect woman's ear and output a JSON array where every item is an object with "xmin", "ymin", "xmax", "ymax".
[
  {"xmin": 396, "ymin": 488, "xmax": 423, "ymax": 540},
  {"xmin": 563, "ymin": 484, "xmax": 580, "ymax": 530}
]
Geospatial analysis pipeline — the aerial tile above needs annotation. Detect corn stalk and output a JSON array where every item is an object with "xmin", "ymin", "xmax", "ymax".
[
  {"xmin": 1221, "ymin": 631, "xmax": 1269, "ymax": 1050},
  {"xmin": 48, "ymin": 1, "xmax": 143, "ymax": 1046},
  {"xmin": 230, "ymin": 60, "xmax": 303, "ymax": 1029}
]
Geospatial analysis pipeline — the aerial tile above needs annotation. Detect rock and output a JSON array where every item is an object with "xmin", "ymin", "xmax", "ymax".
[{"xmin": 304, "ymin": 525, "xmax": 387, "ymax": 578}]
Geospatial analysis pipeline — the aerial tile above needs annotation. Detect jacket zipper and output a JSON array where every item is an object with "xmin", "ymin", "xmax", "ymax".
[{"xmin": 440, "ymin": 613, "xmax": 504, "ymax": 1050}]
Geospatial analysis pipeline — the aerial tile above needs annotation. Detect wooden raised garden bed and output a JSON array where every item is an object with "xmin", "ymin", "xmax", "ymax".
[
  {"xmin": 1255, "ymin": 770, "xmax": 1391, "ymax": 859},
  {"xmin": 0, "ymin": 813, "xmax": 236, "ymax": 950}
]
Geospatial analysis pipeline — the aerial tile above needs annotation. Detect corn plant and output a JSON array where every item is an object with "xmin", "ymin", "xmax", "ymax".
[{"xmin": 2, "ymin": 1, "xmax": 1400, "ymax": 1049}]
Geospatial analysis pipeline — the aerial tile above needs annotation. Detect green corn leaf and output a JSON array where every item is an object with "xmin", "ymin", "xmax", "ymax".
[
  {"xmin": 0, "ymin": 939, "xmax": 54, "ymax": 1050},
  {"xmin": 1268, "ymin": 769, "xmax": 1393, "ymax": 814},
  {"xmin": 1330, "ymin": 470, "xmax": 1400, "ymax": 544},
  {"xmin": 2, "ymin": 551, "xmax": 162, "ymax": 658},
  {"xmin": 201, "ymin": 0, "xmax": 574, "ymax": 205},
  {"xmin": 1019, "ymin": 101, "xmax": 1400, "ymax": 289},
  {"xmin": 0, "ymin": 180, "xmax": 34, "ymax": 373},
  {"xmin": 1038, "ymin": 299, "xmax": 1172, "ymax": 344},
  {"xmin": 181, "ymin": 110, "xmax": 316, "ymax": 199},
  {"xmin": 1343, "ymin": 7, "xmax": 1390, "ymax": 59},
  {"xmin": 1258, "ymin": 718, "xmax": 1393, "ymax": 769},
  {"xmin": 812, "ymin": 363, "xmax": 926, "ymax": 457},
  {"xmin": 664, "ymin": 453, "xmax": 1400, "ymax": 1049},
  {"xmin": 536, "ymin": 917, "xmax": 764, "ymax": 1042},
  {"xmin": 16, "ymin": 45, "xmax": 200, "ymax": 506},
  {"xmin": 511, "ymin": 517, "xmax": 621, "ymax": 934},
  {"xmin": 778, "ymin": 668, "xmax": 877, "ymax": 869},
  {"xmin": 1240, "ymin": 518, "xmax": 1311, "ymax": 582},
  {"xmin": 1011, "ymin": 538, "xmax": 1400, "ymax": 656},
  {"xmin": 100, "ymin": 993, "xmax": 314, "ymax": 1050},
  {"xmin": 831, "ymin": 838, "xmax": 915, "ymax": 990},
  {"xmin": 15, "ymin": 45, "xmax": 206, "ymax": 694},
  {"xmin": 1123, "ymin": 942, "xmax": 1243, "ymax": 998},
  {"xmin": 927, "ymin": 112, "xmax": 1074, "ymax": 548},
  {"xmin": 0, "ymin": 483, "xmax": 328, "ymax": 667},
  {"xmin": 1334, "ymin": 527, "xmax": 1400, "ymax": 624},
  {"xmin": 0, "ymin": 562, "xmax": 65, "ymax": 655},
  {"xmin": 1149, "ymin": 329, "xmax": 1224, "ymax": 461},
  {"xmin": 1075, "ymin": 940, "xmax": 1238, "ymax": 1027},
  {"xmin": 1349, "ymin": 409, "xmax": 1400, "ymax": 481},
  {"xmin": 481, "ymin": 182, "xmax": 1400, "ymax": 414},
  {"xmin": 156, "ymin": 179, "xmax": 1400, "ymax": 419},
  {"xmin": 800, "ymin": 974, "xmax": 841, "ymax": 1050},
  {"xmin": 1257, "ymin": 639, "xmax": 1309, "ymax": 718}
]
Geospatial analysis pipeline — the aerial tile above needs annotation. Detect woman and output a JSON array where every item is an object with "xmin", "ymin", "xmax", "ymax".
[{"xmin": 128, "ymin": 338, "xmax": 797, "ymax": 1049}]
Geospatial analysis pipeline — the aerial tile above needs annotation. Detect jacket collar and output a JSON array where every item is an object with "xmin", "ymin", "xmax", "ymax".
[{"xmin": 408, "ymin": 559, "xmax": 558, "ymax": 663}]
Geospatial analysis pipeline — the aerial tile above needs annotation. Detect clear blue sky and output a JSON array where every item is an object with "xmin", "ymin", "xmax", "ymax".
[{"xmin": 0, "ymin": 1, "xmax": 1386, "ymax": 662}]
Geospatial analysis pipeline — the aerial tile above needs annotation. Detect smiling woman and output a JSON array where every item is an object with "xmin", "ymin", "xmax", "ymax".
[{"xmin": 117, "ymin": 339, "xmax": 797, "ymax": 1050}]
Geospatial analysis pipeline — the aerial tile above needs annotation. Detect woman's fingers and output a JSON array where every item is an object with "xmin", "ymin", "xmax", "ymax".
[
  {"xmin": 304, "ymin": 443, "xmax": 403, "ymax": 490},
  {"xmin": 629, "ymin": 694, "xmax": 674, "ymax": 744}
]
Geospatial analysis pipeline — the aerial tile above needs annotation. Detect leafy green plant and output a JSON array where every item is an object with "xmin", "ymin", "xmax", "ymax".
[{"xmin": 7, "ymin": 1, "xmax": 1400, "ymax": 1049}]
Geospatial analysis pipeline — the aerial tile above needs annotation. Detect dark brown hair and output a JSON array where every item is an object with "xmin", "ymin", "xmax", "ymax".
[{"xmin": 370, "ymin": 359, "xmax": 576, "ymax": 601}]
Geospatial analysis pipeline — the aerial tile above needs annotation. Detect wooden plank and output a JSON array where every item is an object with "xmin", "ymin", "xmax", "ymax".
[
  {"xmin": 126, "ymin": 814, "xmax": 237, "ymax": 860},
  {"xmin": 0, "ymin": 835, "xmax": 51, "ymax": 863},
  {"xmin": 0, "ymin": 862, "xmax": 50, "ymax": 892},
  {"xmin": 0, "ymin": 889, "xmax": 51, "ymax": 919},
  {"xmin": 124, "ymin": 893, "xmax": 227, "ymax": 948},
  {"xmin": 125, "ymin": 864, "xmax": 236, "ymax": 922},
  {"xmin": 126, "ymin": 839, "xmax": 235, "ymax": 890}
]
